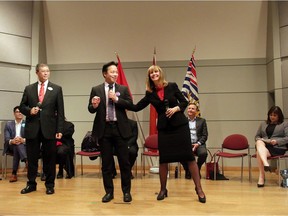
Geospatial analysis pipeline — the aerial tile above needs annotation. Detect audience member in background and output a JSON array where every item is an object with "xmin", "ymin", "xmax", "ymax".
[
  {"xmin": 56, "ymin": 120, "xmax": 75, "ymax": 179},
  {"xmin": 19, "ymin": 63, "xmax": 65, "ymax": 195},
  {"xmin": 127, "ymin": 65, "xmax": 206, "ymax": 203},
  {"xmin": 112, "ymin": 118, "xmax": 139, "ymax": 179},
  {"xmin": 180, "ymin": 103, "xmax": 208, "ymax": 179},
  {"xmin": 88, "ymin": 61, "xmax": 133, "ymax": 203},
  {"xmin": 4, "ymin": 106, "xmax": 27, "ymax": 183},
  {"xmin": 255, "ymin": 105, "xmax": 288, "ymax": 187}
]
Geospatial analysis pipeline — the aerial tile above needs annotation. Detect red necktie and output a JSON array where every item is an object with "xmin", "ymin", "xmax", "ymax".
[{"xmin": 38, "ymin": 82, "xmax": 45, "ymax": 103}]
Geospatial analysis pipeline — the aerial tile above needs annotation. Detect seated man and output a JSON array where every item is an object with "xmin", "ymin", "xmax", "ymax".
[
  {"xmin": 4, "ymin": 106, "xmax": 27, "ymax": 182},
  {"xmin": 56, "ymin": 120, "xmax": 75, "ymax": 179},
  {"xmin": 180, "ymin": 102, "xmax": 208, "ymax": 179},
  {"xmin": 112, "ymin": 119, "xmax": 139, "ymax": 179}
]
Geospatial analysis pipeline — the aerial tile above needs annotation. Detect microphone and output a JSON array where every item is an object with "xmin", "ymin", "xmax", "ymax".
[
  {"xmin": 164, "ymin": 99, "xmax": 169, "ymax": 110},
  {"xmin": 108, "ymin": 84, "xmax": 113, "ymax": 104},
  {"xmin": 36, "ymin": 102, "xmax": 42, "ymax": 111}
]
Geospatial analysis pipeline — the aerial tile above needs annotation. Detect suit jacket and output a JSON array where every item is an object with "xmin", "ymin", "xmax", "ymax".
[
  {"xmin": 19, "ymin": 81, "xmax": 65, "ymax": 139},
  {"xmin": 3, "ymin": 120, "xmax": 25, "ymax": 155},
  {"xmin": 88, "ymin": 83, "xmax": 133, "ymax": 139},
  {"xmin": 129, "ymin": 82, "xmax": 188, "ymax": 130},
  {"xmin": 195, "ymin": 117, "xmax": 208, "ymax": 145},
  {"xmin": 255, "ymin": 121, "xmax": 288, "ymax": 150}
]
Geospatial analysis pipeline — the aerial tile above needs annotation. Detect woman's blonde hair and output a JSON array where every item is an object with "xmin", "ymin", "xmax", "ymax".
[{"xmin": 146, "ymin": 65, "xmax": 168, "ymax": 92}]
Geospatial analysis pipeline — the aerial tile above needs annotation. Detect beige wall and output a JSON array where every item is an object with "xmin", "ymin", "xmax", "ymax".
[{"xmin": 43, "ymin": 1, "xmax": 267, "ymax": 63}]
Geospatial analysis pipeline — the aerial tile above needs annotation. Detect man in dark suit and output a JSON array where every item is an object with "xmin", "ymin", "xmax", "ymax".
[
  {"xmin": 88, "ymin": 61, "xmax": 133, "ymax": 203},
  {"xmin": 3, "ymin": 106, "xmax": 27, "ymax": 182},
  {"xmin": 181, "ymin": 102, "xmax": 208, "ymax": 179},
  {"xmin": 19, "ymin": 63, "xmax": 65, "ymax": 195}
]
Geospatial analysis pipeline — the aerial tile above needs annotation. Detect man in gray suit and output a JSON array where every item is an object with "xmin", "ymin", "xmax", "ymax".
[
  {"xmin": 4, "ymin": 106, "xmax": 27, "ymax": 182},
  {"xmin": 88, "ymin": 61, "xmax": 133, "ymax": 203},
  {"xmin": 181, "ymin": 102, "xmax": 208, "ymax": 179},
  {"xmin": 19, "ymin": 63, "xmax": 65, "ymax": 195}
]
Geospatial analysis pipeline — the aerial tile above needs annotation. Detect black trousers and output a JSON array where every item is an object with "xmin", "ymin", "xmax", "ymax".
[
  {"xmin": 26, "ymin": 130, "xmax": 56, "ymax": 188},
  {"xmin": 99, "ymin": 122, "xmax": 131, "ymax": 194}
]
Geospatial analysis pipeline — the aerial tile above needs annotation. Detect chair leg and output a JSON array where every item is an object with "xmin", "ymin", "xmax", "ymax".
[
  {"xmin": 74, "ymin": 154, "xmax": 77, "ymax": 177},
  {"xmin": 141, "ymin": 154, "xmax": 144, "ymax": 177},
  {"xmin": 143, "ymin": 154, "xmax": 145, "ymax": 176},
  {"xmin": 277, "ymin": 158, "xmax": 281, "ymax": 186},
  {"xmin": 4, "ymin": 154, "xmax": 8, "ymax": 179},
  {"xmin": 214, "ymin": 160, "xmax": 216, "ymax": 180},
  {"xmin": 80, "ymin": 155, "xmax": 83, "ymax": 175},
  {"xmin": 241, "ymin": 157, "xmax": 243, "ymax": 182},
  {"xmin": 221, "ymin": 157, "xmax": 224, "ymax": 176},
  {"xmin": 249, "ymin": 155, "xmax": 252, "ymax": 183},
  {"xmin": 1, "ymin": 155, "xmax": 5, "ymax": 179}
]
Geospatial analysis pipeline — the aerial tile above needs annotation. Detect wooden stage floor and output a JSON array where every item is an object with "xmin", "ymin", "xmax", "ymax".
[{"xmin": 0, "ymin": 167, "xmax": 287, "ymax": 215}]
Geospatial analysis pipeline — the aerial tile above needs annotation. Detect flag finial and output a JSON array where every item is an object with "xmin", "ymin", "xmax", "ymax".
[{"xmin": 192, "ymin": 46, "xmax": 196, "ymax": 55}]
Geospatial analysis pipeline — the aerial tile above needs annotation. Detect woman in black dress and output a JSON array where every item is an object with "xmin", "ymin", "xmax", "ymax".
[{"xmin": 129, "ymin": 65, "xmax": 206, "ymax": 203}]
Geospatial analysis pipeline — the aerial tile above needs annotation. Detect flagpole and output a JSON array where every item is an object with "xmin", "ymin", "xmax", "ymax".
[{"xmin": 192, "ymin": 46, "xmax": 196, "ymax": 55}]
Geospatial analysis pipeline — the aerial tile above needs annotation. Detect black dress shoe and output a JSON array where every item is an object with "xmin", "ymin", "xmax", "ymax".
[
  {"xmin": 264, "ymin": 166, "xmax": 272, "ymax": 172},
  {"xmin": 257, "ymin": 183, "xmax": 265, "ymax": 188},
  {"xmin": 102, "ymin": 193, "xmax": 114, "ymax": 203},
  {"xmin": 123, "ymin": 193, "xmax": 132, "ymax": 202},
  {"xmin": 57, "ymin": 173, "xmax": 64, "ymax": 179},
  {"xmin": 157, "ymin": 189, "xmax": 168, "ymax": 200},
  {"xmin": 46, "ymin": 187, "xmax": 55, "ymax": 195},
  {"xmin": 21, "ymin": 185, "xmax": 36, "ymax": 194}
]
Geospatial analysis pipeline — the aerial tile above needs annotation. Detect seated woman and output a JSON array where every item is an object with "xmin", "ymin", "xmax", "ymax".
[{"xmin": 255, "ymin": 106, "xmax": 288, "ymax": 187}]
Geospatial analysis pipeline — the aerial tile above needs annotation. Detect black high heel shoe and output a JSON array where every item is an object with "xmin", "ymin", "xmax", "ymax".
[
  {"xmin": 195, "ymin": 187, "xmax": 206, "ymax": 203},
  {"xmin": 157, "ymin": 189, "xmax": 168, "ymax": 201},
  {"xmin": 264, "ymin": 166, "xmax": 272, "ymax": 172}
]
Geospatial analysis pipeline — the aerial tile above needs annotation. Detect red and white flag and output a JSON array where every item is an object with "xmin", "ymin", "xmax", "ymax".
[{"xmin": 116, "ymin": 53, "xmax": 132, "ymax": 99}]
